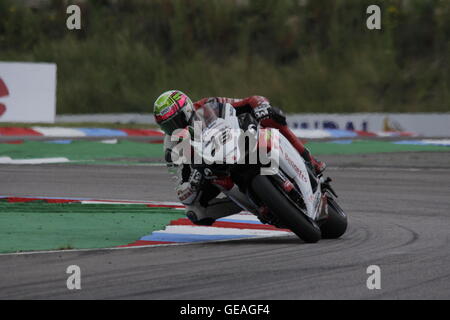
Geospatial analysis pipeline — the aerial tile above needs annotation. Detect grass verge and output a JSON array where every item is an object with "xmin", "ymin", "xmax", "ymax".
[{"xmin": 0, "ymin": 201, "xmax": 184, "ymax": 253}]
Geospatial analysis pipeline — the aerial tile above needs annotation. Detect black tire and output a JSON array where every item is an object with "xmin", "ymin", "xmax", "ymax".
[
  {"xmin": 250, "ymin": 175, "xmax": 321, "ymax": 243},
  {"xmin": 320, "ymin": 197, "xmax": 348, "ymax": 239}
]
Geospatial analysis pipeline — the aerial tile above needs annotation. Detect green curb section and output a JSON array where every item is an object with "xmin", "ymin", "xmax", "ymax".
[{"xmin": 0, "ymin": 202, "xmax": 184, "ymax": 253}]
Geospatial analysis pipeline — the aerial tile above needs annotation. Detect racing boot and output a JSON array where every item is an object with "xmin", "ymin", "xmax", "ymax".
[
  {"xmin": 311, "ymin": 156, "xmax": 327, "ymax": 175},
  {"xmin": 300, "ymin": 148, "xmax": 326, "ymax": 175}
]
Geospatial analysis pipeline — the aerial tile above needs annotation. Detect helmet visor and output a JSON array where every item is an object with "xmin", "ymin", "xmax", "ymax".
[{"xmin": 159, "ymin": 110, "xmax": 189, "ymax": 135}]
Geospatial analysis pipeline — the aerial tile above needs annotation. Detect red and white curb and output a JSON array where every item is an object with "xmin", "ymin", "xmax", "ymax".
[
  {"xmin": 0, "ymin": 127, "xmax": 164, "ymax": 138},
  {"xmin": 0, "ymin": 126, "xmax": 415, "ymax": 140},
  {"xmin": 121, "ymin": 214, "xmax": 292, "ymax": 247},
  {"xmin": 0, "ymin": 196, "xmax": 183, "ymax": 207},
  {"xmin": 0, "ymin": 157, "xmax": 70, "ymax": 164}
]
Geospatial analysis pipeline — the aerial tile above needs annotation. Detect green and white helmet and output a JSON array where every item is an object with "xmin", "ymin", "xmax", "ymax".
[{"xmin": 153, "ymin": 90, "xmax": 195, "ymax": 135}]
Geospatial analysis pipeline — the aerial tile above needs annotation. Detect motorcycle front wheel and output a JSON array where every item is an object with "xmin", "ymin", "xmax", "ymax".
[{"xmin": 250, "ymin": 175, "xmax": 322, "ymax": 243}]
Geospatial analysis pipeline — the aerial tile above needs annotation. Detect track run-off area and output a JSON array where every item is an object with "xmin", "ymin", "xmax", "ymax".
[{"xmin": 0, "ymin": 145, "xmax": 449, "ymax": 299}]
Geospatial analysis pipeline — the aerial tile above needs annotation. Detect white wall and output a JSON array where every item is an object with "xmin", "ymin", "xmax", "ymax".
[{"xmin": 0, "ymin": 62, "xmax": 57, "ymax": 123}]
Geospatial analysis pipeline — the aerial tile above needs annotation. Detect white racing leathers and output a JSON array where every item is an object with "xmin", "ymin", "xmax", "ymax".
[{"xmin": 164, "ymin": 134, "xmax": 242, "ymax": 225}]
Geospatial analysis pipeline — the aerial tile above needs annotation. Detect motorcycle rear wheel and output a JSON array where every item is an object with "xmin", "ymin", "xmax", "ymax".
[{"xmin": 251, "ymin": 175, "xmax": 322, "ymax": 243}]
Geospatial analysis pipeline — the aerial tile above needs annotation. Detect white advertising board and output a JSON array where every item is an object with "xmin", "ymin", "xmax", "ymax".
[
  {"xmin": 0, "ymin": 62, "xmax": 57, "ymax": 123},
  {"xmin": 287, "ymin": 113, "xmax": 450, "ymax": 137}
]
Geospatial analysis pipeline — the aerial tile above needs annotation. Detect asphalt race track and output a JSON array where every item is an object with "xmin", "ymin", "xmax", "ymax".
[{"xmin": 0, "ymin": 152, "xmax": 449, "ymax": 299}]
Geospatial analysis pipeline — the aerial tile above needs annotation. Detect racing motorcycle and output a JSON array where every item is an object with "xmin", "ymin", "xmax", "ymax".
[{"xmin": 173, "ymin": 103, "xmax": 347, "ymax": 243}]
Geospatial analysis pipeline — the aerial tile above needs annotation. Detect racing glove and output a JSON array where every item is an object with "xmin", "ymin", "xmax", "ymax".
[
  {"xmin": 253, "ymin": 103, "xmax": 287, "ymax": 127},
  {"xmin": 176, "ymin": 182, "xmax": 197, "ymax": 204},
  {"xmin": 253, "ymin": 102, "xmax": 271, "ymax": 121}
]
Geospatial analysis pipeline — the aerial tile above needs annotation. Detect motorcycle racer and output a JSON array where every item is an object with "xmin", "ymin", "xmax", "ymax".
[{"xmin": 153, "ymin": 89, "xmax": 326, "ymax": 225}]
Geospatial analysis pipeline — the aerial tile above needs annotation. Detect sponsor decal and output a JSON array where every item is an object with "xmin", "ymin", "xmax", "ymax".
[
  {"xmin": 284, "ymin": 151, "xmax": 308, "ymax": 184},
  {"xmin": 291, "ymin": 119, "xmax": 368, "ymax": 131}
]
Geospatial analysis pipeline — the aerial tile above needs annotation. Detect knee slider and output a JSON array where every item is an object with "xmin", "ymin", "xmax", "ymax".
[{"xmin": 186, "ymin": 211, "xmax": 215, "ymax": 226}]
